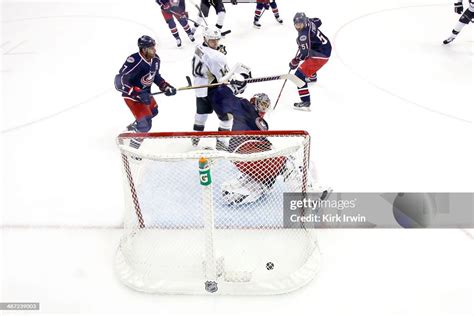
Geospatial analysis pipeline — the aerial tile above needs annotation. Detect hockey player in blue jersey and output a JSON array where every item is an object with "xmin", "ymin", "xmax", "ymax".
[
  {"xmin": 253, "ymin": 0, "xmax": 283, "ymax": 29},
  {"xmin": 156, "ymin": 0, "xmax": 195, "ymax": 47},
  {"xmin": 289, "ymin": 12, "xmax": 332, "ymax": 111},
  {"xmin": 114, "ymin": 35, "xmax": 177, "ymax": 149}
]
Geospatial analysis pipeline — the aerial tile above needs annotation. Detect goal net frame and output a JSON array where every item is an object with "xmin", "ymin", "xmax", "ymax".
[{"xmin": 115, "ymin": 130, "xmax": 320, "ymax": 295}]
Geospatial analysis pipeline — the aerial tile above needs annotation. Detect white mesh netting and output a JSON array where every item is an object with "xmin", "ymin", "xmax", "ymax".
[{"xmin": 115, "ymin": 131, "xmax": 320, "ymax": 295}]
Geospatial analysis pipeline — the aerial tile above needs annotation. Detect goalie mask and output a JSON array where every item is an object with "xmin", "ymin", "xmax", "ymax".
[{"xmin": 250, "ymin": 93, "xmax": 271, "ymax": 116}]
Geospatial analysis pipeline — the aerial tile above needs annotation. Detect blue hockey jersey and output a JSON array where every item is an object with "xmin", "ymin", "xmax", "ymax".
[
  {"xmin": 114, "ymin": 52, "xmax": 168, "ymax": 98},
  {"xmin": 208, "ymin": 86, "xmax": 269, "ymax": 132},
  {"xmin": 296, "ymin": 18, "xmax": 332, "ymax": 60}
]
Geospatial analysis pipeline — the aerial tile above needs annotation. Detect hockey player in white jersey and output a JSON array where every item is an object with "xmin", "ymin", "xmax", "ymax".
[
  {"xmin": 191, "ymin": 26, "xmax": 249, "ymax": 148},
  {"xmin": 443, "ymin": 0, "xmax": 474, "ymax": 44}
]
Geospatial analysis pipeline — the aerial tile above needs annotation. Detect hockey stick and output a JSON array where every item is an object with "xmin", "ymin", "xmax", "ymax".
[
  {"xmin": 168, "ymin": 9, "xmax": 201, "ymax": 26},
  {"xmin": 151, "ymin": 73, "xmax": 304, "ymax": 95},
  {"xmin": 273, "ymin": 49, "xmax": 300, "ymax": 110},
  {"xmin": 187, "ymin": 0, "xmax": 209, "ymax": 26},
  {"xmin": 245, "ymin": 74, "xmax": 304, "ymax": 87},
  {"xmin": 273, "ymin": 70, "xmax": 290, "ymax": 110}
]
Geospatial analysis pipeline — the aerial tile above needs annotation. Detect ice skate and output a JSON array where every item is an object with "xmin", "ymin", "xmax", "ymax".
[
  {"xmin": 443, "ymin": 35, "xmax": 456, "ymax": 44},
  {"xmin": 176, "ymin": 37, "xmax": 182, "ymax": 48},
  {"xmin": 293, "ymin": 101, "xmax": 311, "ymax": 111},
  {"xmin": 253, "ymin": 21, "xmax": 261, "ymax": 29}
]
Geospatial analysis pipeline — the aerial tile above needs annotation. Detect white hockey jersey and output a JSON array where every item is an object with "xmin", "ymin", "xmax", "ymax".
[{"xmin": 192, "ymin": 44, "xmax": 230, "ymax": 97}]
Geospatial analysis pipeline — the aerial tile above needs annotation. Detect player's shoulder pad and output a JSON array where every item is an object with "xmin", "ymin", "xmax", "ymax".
[
  {"xmin": 195, "ymin": 45, "xmax": 205, "ymax": 58},
  {"xmin": 205, "ymin": 46, "xmax": 227, "ymax": 62},
  {"xmin": 126, "ymin": 52, "xmax": 140, "ymax": 63},
  {"xmin": 310, "ymin": 17, "xmax": 322, "ymax": 27}
]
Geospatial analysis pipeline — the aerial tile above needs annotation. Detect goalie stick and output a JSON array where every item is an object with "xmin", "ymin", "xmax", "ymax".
[{"xmin": 151, "ymin": 74, "xmax": 305, "ymax": 95}]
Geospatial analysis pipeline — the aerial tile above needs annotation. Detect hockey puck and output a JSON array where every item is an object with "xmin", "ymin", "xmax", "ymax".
[{"xmin": 266, "ymin": 262, "xmax": 274, "ymax": 270}]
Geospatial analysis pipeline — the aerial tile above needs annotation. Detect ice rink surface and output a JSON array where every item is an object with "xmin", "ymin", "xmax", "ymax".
[{"xmin": 1, "ymin": 0, "xmax": 473, "ymax": 315}]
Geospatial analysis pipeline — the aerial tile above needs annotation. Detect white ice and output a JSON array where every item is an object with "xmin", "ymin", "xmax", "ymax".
[{"xmin": 1, "ymin": 0, "xmax": 473, "ymax": 315}]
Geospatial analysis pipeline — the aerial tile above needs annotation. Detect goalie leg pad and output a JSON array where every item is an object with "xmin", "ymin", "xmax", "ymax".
[{"xmin": 221, "ymin": 175, "xmax": 268, "ymax": 206}]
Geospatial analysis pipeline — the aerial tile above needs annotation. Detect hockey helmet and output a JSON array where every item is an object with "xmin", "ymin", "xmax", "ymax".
[
  {"xmin": 250, "ymin": 93, "xmax": 271, "ymax": 114},
  {"xmin": 203, "ymin": 26, "xmax": 222, "ymax": 41},
  {"xmin": 138, "ymin": 35, "xmax": 156, "ymax": 49},
  {"xmin": 293, "ymin": 12, "xmax": 308, "ymax": 26}
]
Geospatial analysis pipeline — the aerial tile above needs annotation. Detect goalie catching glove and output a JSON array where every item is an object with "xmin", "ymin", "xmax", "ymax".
[{"xmin": 222, "ymin": 174, "xmax": 271, "ymax": 206}]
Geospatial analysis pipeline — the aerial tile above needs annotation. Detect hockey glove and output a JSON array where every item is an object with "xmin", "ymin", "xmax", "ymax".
[
  {"xmin": 289, "ymin": 58, "xmax": 300, "ymax": 70},
  {"xmin": 164, "ymin": 85, "xmax": 177, "ymax": 96},
  {"xmin": 231, "ymin": 0, "xmax": 238, "ymax": 5},
  {"xmin": 229, "ymin": 78, "xmax": 247, "ymax": 95},
  {"xmin": 454, "ymin": 1, "xmax": 463, "ymax": 14},
  {"xmin": 159, "ymin": 0, "xmax": 171, "ymax": 11},
  {"xmin": 217, "ymin": 44, "xmax": 227, "ymax": 55}
]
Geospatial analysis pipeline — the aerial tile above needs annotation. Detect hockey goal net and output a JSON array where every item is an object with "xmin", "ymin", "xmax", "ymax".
[{"xmin": 115, "ymin": 130, "xmax": 320, "ymax": 295}]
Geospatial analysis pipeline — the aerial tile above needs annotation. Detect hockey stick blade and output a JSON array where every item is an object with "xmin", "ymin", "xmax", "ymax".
[
  {"xmin": 186, "ymin": 76, "xmax": 192, "ymax": 87},
  {"xmin": 279, "ymin": 74, "xmax": 305, "ymax": 88},
  {"xmin": 221, "ymin": 30, "xmax": 232, "ymax": 36}
]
